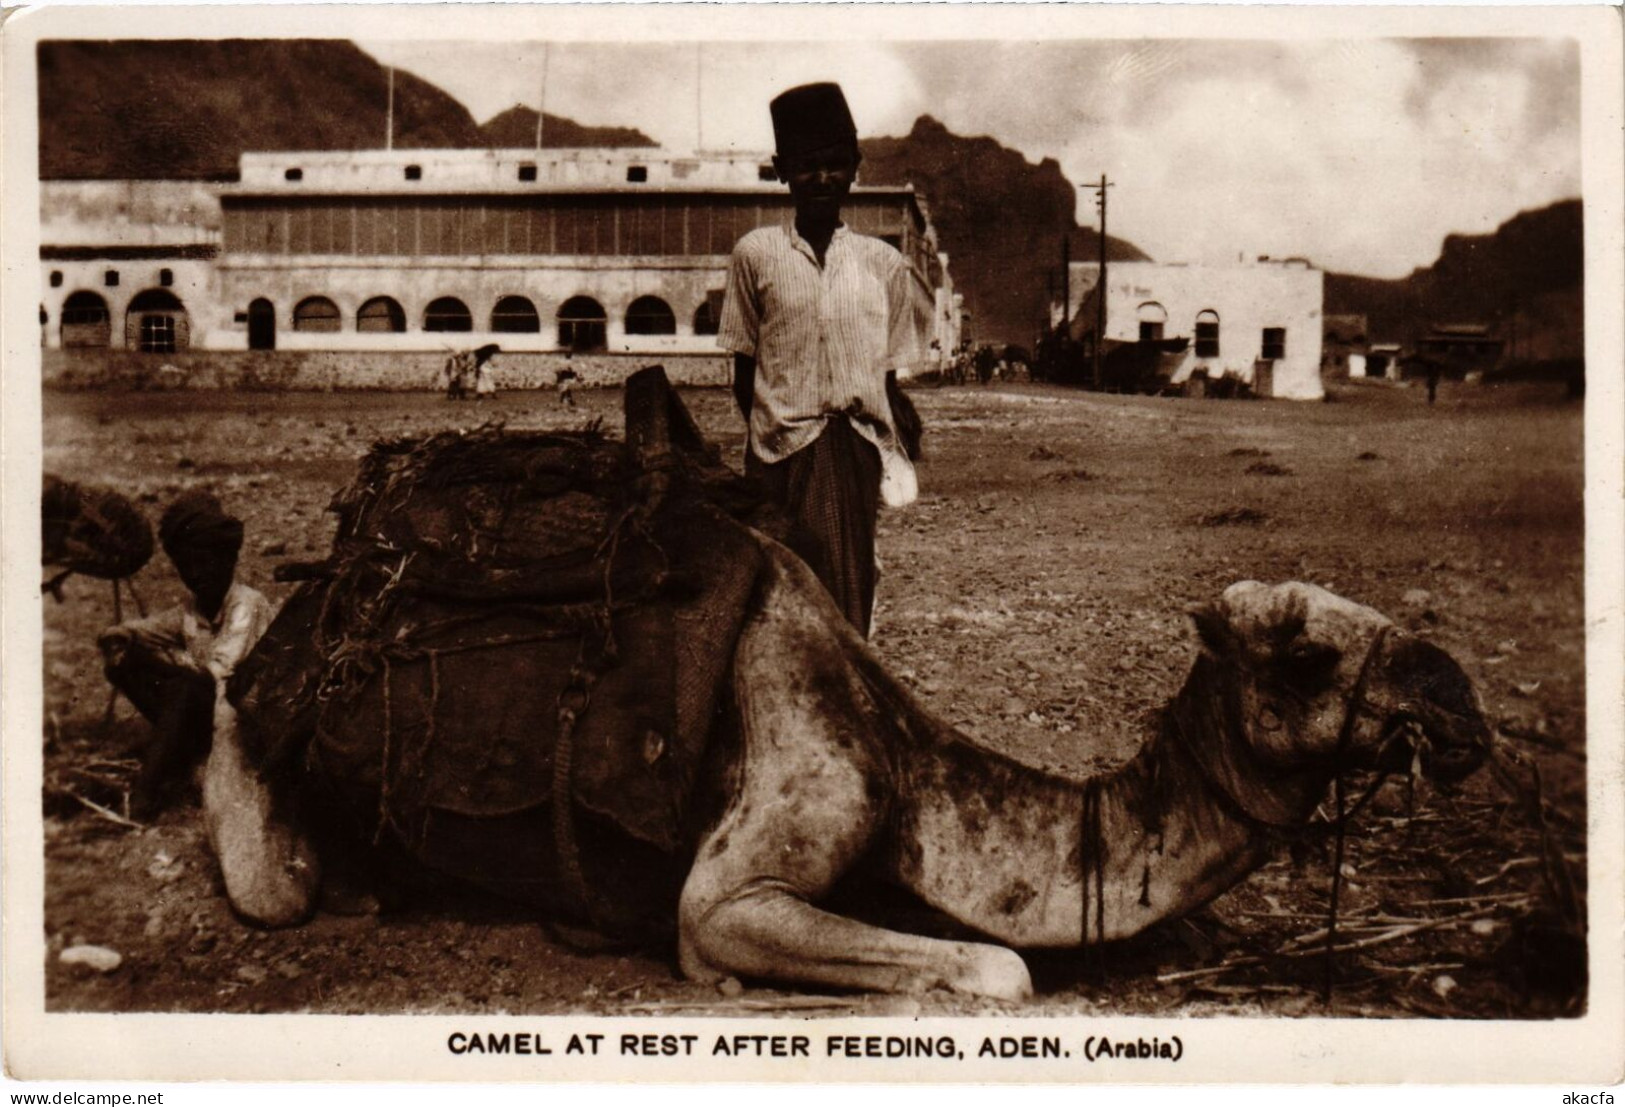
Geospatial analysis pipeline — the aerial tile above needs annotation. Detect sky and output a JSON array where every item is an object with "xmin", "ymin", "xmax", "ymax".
[{"xmin": 358, "ymin": 37, "xmax": 1581, "ymax": 279}]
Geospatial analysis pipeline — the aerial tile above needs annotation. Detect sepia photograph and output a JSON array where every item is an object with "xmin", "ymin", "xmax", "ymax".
[{"xmin": 3, "ymin": 2, "xmax": 1621, "ymax": 1085}]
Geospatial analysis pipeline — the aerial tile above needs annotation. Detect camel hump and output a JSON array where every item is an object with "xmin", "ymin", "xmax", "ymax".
[{"xmin": 230, "ymin": 373, "xmax": 773, "ymax": 934}]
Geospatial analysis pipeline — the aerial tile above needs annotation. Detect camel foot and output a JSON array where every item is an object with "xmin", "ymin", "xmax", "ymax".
[{"xmin": 941, "ymin": 943, "xmax": 1033, "ymax": 1001}]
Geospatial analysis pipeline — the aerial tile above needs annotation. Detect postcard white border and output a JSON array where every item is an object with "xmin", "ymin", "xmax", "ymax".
[{"xmin": 3, "ymin": 2, "xmax": 1621, "ymax": 1085}]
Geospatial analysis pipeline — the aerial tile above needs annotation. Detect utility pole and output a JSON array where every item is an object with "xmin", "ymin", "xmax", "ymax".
[
  {"xmin": 385, "ymin": 67, "xmax": 394, "ymax": 151},
  {"xmin": 535, "ymin": 44, "xmax": 550, "ymax": 150},
  {"xmin": 1091, "ymin": 174, "xmax": 1114, "ymax": 390},
  {"xmin": 1060, "ymin": 235, "xmax": 1071, "ymax": 332}
]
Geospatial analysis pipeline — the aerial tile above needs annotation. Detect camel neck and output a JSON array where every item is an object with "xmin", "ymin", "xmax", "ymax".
[{"xmin": 884, "ymin": 681, "xmax": 1281, "ymax": 949}]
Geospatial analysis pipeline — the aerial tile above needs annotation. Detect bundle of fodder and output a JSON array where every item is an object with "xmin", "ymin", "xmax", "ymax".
[{"xmin": 231, "ymin": 367, "xmax": 777, "ymax": 940}]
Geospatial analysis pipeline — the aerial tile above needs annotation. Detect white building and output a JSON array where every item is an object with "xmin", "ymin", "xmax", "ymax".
[
  {"xmin": 1065, "ymin": 258, "xmax": 1326, "ymax": 400},
  {"xmin": 40, "ymin": 181, "xmax": 221, "ymax": 353},
  {"xmin": 41, "ymin": 147, "xmax": 959, "ymax": 385}
]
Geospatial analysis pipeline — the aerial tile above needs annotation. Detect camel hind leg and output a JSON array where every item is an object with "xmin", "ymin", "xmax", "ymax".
[{"xmin": 678, "ymin": 553, "xmax": 1031, "ymax": 1000}]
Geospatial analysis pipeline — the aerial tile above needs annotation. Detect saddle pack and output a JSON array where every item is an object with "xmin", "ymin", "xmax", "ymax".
[{"xmin": 229, "ymin": 367, "xmax": 776, "ymax": 939}]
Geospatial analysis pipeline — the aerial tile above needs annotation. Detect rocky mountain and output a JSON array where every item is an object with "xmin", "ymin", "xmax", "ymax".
[
  {"xmin": 37, "ymin": 40, "xmax": 648, "ymax": 180},
  {"xmin": 862, "ymin": 116, "xmax": 1147, "ymax": 345},
  {"xmin": 1324, "ymin": 200, "xmax": 1583, "ymax": 359},
  {"xmin": 479, "ymin": 105, "xmax": 655, "ymax": 149},
  {"xmin": 37, "ymin": 43, "xmax": 1151, "ymax": 343}
]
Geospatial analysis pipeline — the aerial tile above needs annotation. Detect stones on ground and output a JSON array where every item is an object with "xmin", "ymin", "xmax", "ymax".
[
  {"xmin": 1199, "ymin": 507, "xmax": 1268, "ymax": 527},
  {"xmin": 1227, "ymin": 447, "xmax": 1271, "ymax": 458},
  {"xmin": 717, "ymin": 976, "xmax": 744, "ymax": 998},
  {"xmin": 60, "ymin": 945, "xmax": 122, "ymax": 973},
  {"xmin": 260, "ymin": 541, "xmax": 287, "ymax": 557},
  {"xmin": 1245, "ymin": 461, "xmax": 1293, "ymax": 476},
  {"xmin": 235, "ymin": 963, "xmax": 268, "ymax": 984},
  {"xmin": 1402, "ymin": 588, "xmax": 1432, "ymax": 607},
  {"xmin": 1357, "ymin": 451, "xmax": 1381, "ymax": 461},
  {"xmin": 147, "ymin": 850, "xmax": 184, "ymax": 882}
]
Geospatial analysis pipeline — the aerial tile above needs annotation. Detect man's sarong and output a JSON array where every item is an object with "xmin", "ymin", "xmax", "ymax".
[
  {"xmin": 749, "ymin": 416, "xmax": 880, "ymax": 636},
  {"xmin": 100, "ymin": 615, "xmax": 216, "ymax": 812}
]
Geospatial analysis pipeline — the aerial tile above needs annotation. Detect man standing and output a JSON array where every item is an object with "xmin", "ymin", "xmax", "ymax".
[
  {"xmin": 717, "ymin": 82, "xmax": 918, "ymax": 636},
  {"xmin": 98, "ymin": 491, "xmax": 275, "ymax": 817}
]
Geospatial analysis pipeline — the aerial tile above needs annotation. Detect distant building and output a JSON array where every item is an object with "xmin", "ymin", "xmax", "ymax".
[
  {"xmin": 40, "ymin": 181, "xmax": 220, "ymax": 354},
  {"xmin": 1366, "ymin": 343, "xmax": 1403, "ymax": 380},
  {"xmin": 1062, "ymin": 257, "xmax": 1325, "ymax": 400},
  {"xmin": 1322, "ymin": 313, "xmax": 1369, "ymax": 379},
  {"xmin": 1412, "ymin": 323, "xmax": 1504, "ymax": 377},
  {"xmin": 40, "ymin": 147, "xmax": 959, "ymax": 385}
]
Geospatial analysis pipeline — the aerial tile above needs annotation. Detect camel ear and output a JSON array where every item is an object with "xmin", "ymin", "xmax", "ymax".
[{"xmin": 1187, "ymin": 602, "xmax": 1229, "ymax": 653}]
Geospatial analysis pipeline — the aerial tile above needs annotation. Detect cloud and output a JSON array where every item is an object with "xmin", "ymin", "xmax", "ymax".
[
  {"xmin": 360, "ymin": 37, "xmax": 1580, "ymax": 278},
  {"xmin": 890, "ymin": 37, "xmax": 1578, "ymax": 276}
]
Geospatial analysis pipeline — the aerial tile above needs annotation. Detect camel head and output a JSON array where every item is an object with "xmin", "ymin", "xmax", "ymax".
[{"xmin": 1184, "ymin": 581, "xmax": 1491, "ymax": 822}]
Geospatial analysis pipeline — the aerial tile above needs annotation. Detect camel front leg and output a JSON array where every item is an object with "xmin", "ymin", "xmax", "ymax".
[
  {"xmin": 201, "ymin": 693, "xmax": 320, "ymax": 927},
  {"xmin": 680, "ymin": 856, "xmax": 1032, "ymax": 1000},
  {"xmin": 677, "ymin": 561, "xmax": 1031, "ymax": 1000}
]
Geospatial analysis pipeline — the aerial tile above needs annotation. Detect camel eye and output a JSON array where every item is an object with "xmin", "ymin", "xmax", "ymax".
[{"xmin": 1281, "ymin": 640, "xmax": 1342, "ymax": 686}]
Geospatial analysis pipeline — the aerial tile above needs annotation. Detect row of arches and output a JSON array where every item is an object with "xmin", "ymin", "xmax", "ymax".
[
  {"xmin": 56, "ymin": 289, "xmax": 189, "ymax": 352},
  {"xmin": 265, "ymin": 293, "xmax": 723, "ymax": 351},
  {"xmin": 1138, "ymin": 302, "xmax": 1222, "ymax": 357}
]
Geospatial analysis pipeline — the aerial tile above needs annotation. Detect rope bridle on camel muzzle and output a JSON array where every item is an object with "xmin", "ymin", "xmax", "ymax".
[{"xmin": 1086, "ymin": 622, "xmax": 1426, "ymax": 1000}]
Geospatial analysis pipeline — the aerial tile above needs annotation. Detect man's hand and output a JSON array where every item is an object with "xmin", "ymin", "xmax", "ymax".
[
  {"xmin": 732, "ymin": 354, "xmax": 757, "ymax": 420},
  {"xmin": 97, "ymin": 626, "xmax": 132, "ymax": 669}
]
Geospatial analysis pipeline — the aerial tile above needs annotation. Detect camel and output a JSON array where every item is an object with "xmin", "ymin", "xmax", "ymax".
[{"xmin": 200, "ymin": 374, "xmax": 1491, "ymax": 1001}]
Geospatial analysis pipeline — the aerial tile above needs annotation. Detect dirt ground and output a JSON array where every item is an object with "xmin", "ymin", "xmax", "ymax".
[{"xmin": 39, "ymin": 376, "xmax": 1587, "ymax": 1019}]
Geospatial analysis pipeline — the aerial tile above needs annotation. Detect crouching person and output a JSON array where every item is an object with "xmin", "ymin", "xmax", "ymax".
[
  {"xmin": 99, "ymin": 491, "xmax": 270, "ymax": 817},
  {"xmin": 99, "ymin": 491, "xmax": 317, "ymax": 926}
]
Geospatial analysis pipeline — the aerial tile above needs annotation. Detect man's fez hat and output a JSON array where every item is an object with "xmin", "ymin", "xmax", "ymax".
[{"xmin": 770, "ymin": 82, "xmax": 858, "ymax": 159}]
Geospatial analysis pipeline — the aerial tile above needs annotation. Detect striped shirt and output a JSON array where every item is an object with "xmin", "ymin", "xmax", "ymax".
[{"xmin": 718, "ymin": 224, "xmax": 919, "ymax": 464}]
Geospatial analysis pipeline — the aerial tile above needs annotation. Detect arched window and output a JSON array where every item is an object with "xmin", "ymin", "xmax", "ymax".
[
  {"xmin": 1195, "ymin": 310, "xmax": 1221, "ymax": 358},
  {"xmin": 293, "ymin": 296, "xmax": 342, "ymax": 333},
  {"xmin": 424, "ymin": 297, "xmax": 473, "ymax": 333},
  {"xmin": 356, "ymin": 297, "xmax": 405, "ymax": 333},
  {"xmin": 60, "ymin": 291, "xmax": 111, "ymax": 349},
  {"xmin": 127, "ymin": 289, "xmax": 188, "ymax": 353},
  {"xmin": 624, "ymin": 295, "xmax": 676, "ymax": 336},
  {"xmin": 62, "ymin": 291, "xmax": 110, "ymax": 322},
  {"xmin": 491, "ymin": 295, "xmax": 540, "ymax": 333},
  {"xmin": 557, "ymin": 296, "xmax": 607, "ymax": 352},
  {"xmin": 692, "ymin": 293, "xmax": 724, "ymax": 337},
  {"xmin": 1137, "ymin": 301, "xmax": 1168, "ymax": 344}
]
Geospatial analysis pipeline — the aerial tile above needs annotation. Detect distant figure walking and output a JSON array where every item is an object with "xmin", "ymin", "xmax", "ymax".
[
  {"xmin": 555, "ymin": 365, "xmax": 579, "ymax": 408},
  {"xmin": 442, "ymin": 350, "xmax": 472, "ymax": 401},
  {"xmin": 1425, "ymin": 360, "xmax": 1442, "ymax": 406},
  {"xmin": 975, "ymin": 344, "xmax": 996, "ymax": 386}
]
